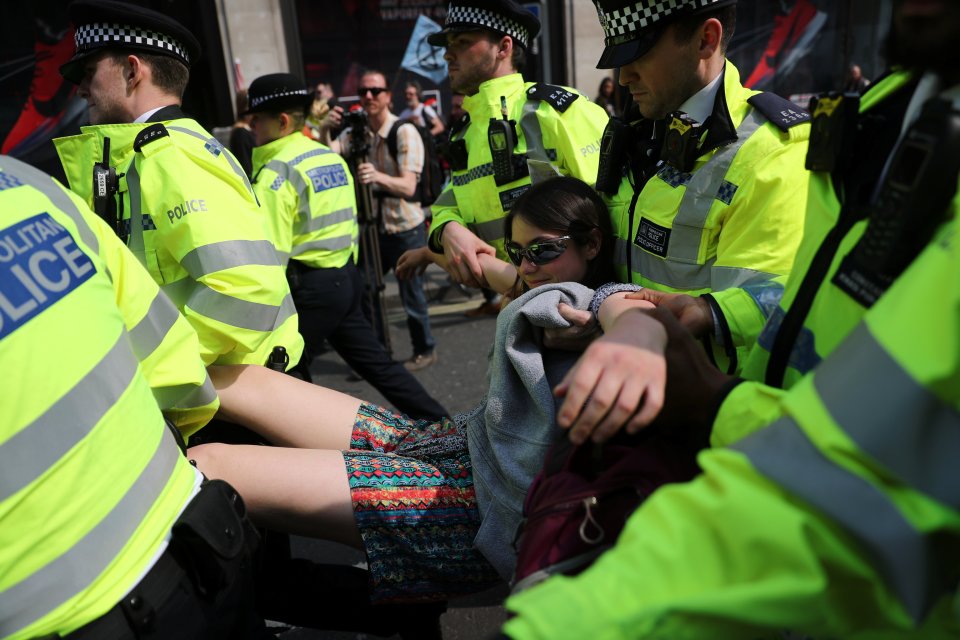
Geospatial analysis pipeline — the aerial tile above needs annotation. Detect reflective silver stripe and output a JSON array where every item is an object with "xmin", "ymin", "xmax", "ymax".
[
  {"xmin": 519, "ymin": 99, "xmax": 550, "ymax": 163},
  {"xmin": 711, "ymin": 265, "xmax": 776, "ymax": 290},
  {"xmin": 179, "ymin": 239, "xmax": 279, "ymax": 279},
  {"xmin": 0, "ymin": 157, "xmax": 100, "ymax": 254},
  {"xmin": 0, "ymin": 333, "xmax": 137, "ymax": 502},
  {"xmin": 290, "ymin": 235, "xmax": 355, "ymax": 256},
  {"xmin": 467, "ymin": 218, "xmax": 506, "ymax": 244},
  {"xmin": 1, "ymin": 429, "xmax": 182, "ymax": 637},
  {"xmin": 167, "ymin": 125, "xmax": 254, "ymax": 194},
  {"xmin": 287, "ymin": 148, "xmax": 333, "ymax": 167},
  {"xmin": 127, "ymin": 290, "xmax": 181, "ymax": 361},
  {"xmin": 813, "ymin": 324, "xmax": 960, "ymax": 508},
  {"xmin": 126, "ymin": 161, "xmax": 146, "ymax": 254},
  {"xmin": 668, "ymin": 108, "xmax": 764, "ymax": 263},
  {"xmin": 159, "ymin": 277, "xmax": 193, "ymax": 307},
  {"xmin": 295, "ymin": 207, "xmax": 355, "ymax": 236},
  {"xmin": 186, "ymin": 288, "xmax": 297, "ymax": 332},
  {"xmin": 265, "ymin": 159, "xmax": 313, "ymax": 224},
  {"xmin": 733, "ymin": 417, "xmax": 948, "ymax": 622},
  {"xmin": 276, "ymin": 250, "xmax": 291, "ymax": 264},
  {"xmin": 616, "ymin": 237, "xmax": 714, "ymax": 289},
  {"xmin": 153, "ymin": 373, "xmax": 218, "ymax": 411},
  {"xmin": 431, "ymin": 184, "xmax": 458, "ymax": 209}
]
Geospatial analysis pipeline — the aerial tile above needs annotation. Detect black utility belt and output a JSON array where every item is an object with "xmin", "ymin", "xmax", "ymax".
[{"xmin": 63, "ymin": 480, "xmax": 251, "ymax": 638}]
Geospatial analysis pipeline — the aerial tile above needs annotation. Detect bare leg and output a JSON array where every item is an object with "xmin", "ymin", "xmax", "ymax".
[
  {"xmin": 209, "ymin": 365, "xmax": 363, "ymax": 450},
  {"xmin": 189, "ymin": 443, "xmax": 363, "ymax": 549}
]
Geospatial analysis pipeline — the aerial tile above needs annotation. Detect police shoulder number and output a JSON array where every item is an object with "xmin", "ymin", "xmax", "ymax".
[{"xmin": 527, "ymin": 83, "xmax": 580, "ymax": 114}]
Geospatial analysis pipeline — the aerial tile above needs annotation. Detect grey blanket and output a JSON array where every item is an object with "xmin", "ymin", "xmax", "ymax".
[{"xmin": 464, "ymin": 282, "xmax": 595, "ymax": 579}]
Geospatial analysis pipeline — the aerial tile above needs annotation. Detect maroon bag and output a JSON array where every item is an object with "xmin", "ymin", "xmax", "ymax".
[{"xmin": 511, "ymin": 429, "xmax": 701, "ymax": 593}]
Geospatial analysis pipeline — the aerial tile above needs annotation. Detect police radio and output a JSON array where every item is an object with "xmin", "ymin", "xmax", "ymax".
[
  {"xmin": 596, "ymin": 118, "xmax": 630, "ymax": 194},
  {"xmin": 488, "ymin": 96, "xmax": 518, "ymax": 185},
  {"xmin": 805, "ymin": 92, "xmax": 860, "ymax": 173},
  {"xmin": 661, "ymin": 112, "xmax": 701, "ymax": 173},
  {"xmin": 833, "ymin": 97, "xmax": 960, "ymax": 307},
  {"xmin": 92, "ymin": 136, "xmax": 121, "ymax": 237}
]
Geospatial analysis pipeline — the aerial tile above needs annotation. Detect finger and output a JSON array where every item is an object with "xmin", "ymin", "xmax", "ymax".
[
  {"xmin": 557, "ymin": 303, "xmax": 593, "ymax": 327},
  {"xmin": 463, "ymin": 251, "xmax": 485, "ymax": 283},
  {"xmin": 629, "ymin": 378, "xmax": 665, "ymax": 432},
  {"xmin": 555, "ymin": 359, "xmax": 605, "ymax": 435},
  {"xmin": 588, "ymin": 375, "xmax": 647, "ymax": 443}
]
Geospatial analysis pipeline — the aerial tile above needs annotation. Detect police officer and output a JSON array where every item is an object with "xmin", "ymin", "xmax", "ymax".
[
  {"xmin": 424, "ymin": 0, "xmax": 610, "ymax": 291},
  {"xmin": 245, "ymin": 73, "xmax": 446, "ymax": 420},
  {"xmin": 589, "ymin": 0, "xmax": 811, "ymax": 371},
  {"xmin": 0, "ymin": 155, "xmax": 264, "ymax": 640},
  {"xmin": 503, "ymin": 0, "xmax": 960, "ymax": 636},
  {"xmin": 53, "ymin": 0, "xmax": 304, "ymax": 369}
]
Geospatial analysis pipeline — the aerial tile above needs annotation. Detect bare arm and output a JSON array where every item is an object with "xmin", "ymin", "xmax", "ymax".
[{"xmin": 208, "ymin": 365, "xmax": 361, "ymax": 450}]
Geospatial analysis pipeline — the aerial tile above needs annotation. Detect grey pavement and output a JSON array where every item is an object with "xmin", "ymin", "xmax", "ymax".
[{"xmin": 273, "ymin": 264, "xmax": 509, "ymax": 640}]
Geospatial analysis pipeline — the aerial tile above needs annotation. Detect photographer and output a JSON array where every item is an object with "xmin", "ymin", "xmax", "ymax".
[
  {"xmin": 247, "ymin": 73, "xmax": 446, "ymax": 420},
  {"xmin": 330, "ymin": 70, "xmax": 441, "ymax": 372}
]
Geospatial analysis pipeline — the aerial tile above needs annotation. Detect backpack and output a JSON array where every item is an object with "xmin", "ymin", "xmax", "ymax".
[
  {"xmin": 386, "ymin": 119, "xmax": 444, "ymax": 207},
  {"xmin": 510, "ymin": 428, "xmax": 701, "ymax": 594}
]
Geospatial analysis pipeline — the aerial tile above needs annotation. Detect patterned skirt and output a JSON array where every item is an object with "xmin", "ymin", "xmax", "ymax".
[{"xmin": 343, "ymin": 402, "xmax": 501, "ymax": 603}]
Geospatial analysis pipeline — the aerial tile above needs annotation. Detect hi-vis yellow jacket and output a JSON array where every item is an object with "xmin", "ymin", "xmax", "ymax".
[
  {"xmin": 607, "ymin": 62, "xmax": 810, "ymax": 370},
  {"xmin": 54, "ymin": 114, "xmax": 304, "ymax": 367},
  {"xmin": 504, "ymin": 73, "xmax": 960, "ymax": 639},
  {"xmin": 251, "ymin": 132, "xmax": 359, "ymax": 268},
  {"xmin": 0, "ymin": 156, "xmax": 202, "ymax": 640},
  {"xmin": 428, "ymin": 73, "xmax": 609, "ymax": 257}
]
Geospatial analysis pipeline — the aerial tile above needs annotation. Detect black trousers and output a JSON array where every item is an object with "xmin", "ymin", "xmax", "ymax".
[
  {"xmin": 291, "ymin": 261, "xmax": 447, "ymax": 420},
  {"xmin": 62, "ymin": 480, "xmax": 267, "ymax": 640}
]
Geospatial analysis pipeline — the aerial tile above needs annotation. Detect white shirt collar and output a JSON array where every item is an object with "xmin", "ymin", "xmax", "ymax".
[
  {"xmin": 134, "ymin": 107, "xmax": 166, "ymax": 123},
  {"xmin": 676, "ymin": 71, "xmax": 724, "ymax": 124}
]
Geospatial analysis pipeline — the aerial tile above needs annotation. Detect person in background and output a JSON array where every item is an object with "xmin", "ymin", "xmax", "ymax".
[
  {"xmin": 332, "ymin": 70, "xmax": 442, "ymax": 372},
  {"xmin": 843, "ymin": 63, "xmax": 870, "ymax": 93},
  {"xmin": 246, "ymin": 72, "xmax": 447, "ymax": 418},
  {"xmin": 593, "ymin": 76, "xmax": 619, "ymax": 116},
  {"xmin": 399, "ymin": 79, "xmax": 445, "ymax": 137}
]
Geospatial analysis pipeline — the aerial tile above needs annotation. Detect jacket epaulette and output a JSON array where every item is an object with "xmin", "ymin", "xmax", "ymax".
[
  {"xmin": 134, "ymin": 123, "xmax": 169, "ymax": 152},
  {"xmin": 747, "ymin": 93, "xmax": 810, "ymax": 132},
  {"xmin": 526, "ymin": 83, "xmax": 580, "ymax": 113}
]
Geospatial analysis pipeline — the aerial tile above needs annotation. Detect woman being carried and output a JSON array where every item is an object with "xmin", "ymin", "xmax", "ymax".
[{"xmin": 189, "ymin": 177, "xmax": 667, "ymax": 602}]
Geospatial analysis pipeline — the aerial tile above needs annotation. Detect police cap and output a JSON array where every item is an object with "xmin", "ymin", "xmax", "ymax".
[
  {"xmin": 427, "ymin": 0, "xmax": 540, "ymax": 50},
  {"xmin": 61, "ymin": 0, "xmax": 201, "ymax": 84},
  {"xmin": 593, "ymin": 0, "xmax": 736, "ymax": 69},
  {"xmin": 244, "ymin": 73, "xmax": 313, "ymax": 116}
]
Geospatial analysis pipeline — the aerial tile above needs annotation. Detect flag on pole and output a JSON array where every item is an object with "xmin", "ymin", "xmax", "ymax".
[{"xmin": 400, "ymin": 15, "xmax": 447, "ymax": 85}]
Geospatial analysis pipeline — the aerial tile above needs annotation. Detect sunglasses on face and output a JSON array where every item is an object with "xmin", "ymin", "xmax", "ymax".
[
  {"xmin": 504, "ymin": 236, "xmax": 572, "ymax": 267},
  {"xmin": 359, "ymin": 87, "xmax": 388, "ymax": 97}
]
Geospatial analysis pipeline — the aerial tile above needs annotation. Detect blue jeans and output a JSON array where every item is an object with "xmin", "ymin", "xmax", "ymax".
[{"xmin": 366, "ymin": 222, "xmax": 437, "ymax": 356}]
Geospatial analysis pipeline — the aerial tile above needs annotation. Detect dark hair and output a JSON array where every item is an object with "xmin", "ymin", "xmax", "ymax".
[
  {"xmin": 106, "ymin": 50, "xmax": 190, "ymax": 98},
  {"xmin": 482, "ymin": 30, "xmax": 526, "ymax": 73},
  {"xmin": 405, "ymin": 80, "xmax": 423, "ymax": 99},
  {"xmin": 672, "ymin": 5, "xmax": 737, "ymax": 52},
  {"xmin": 360, "ymin": 69, "xmax": 389, "ymax": 89},
  {"xmin": 504, "ymin": 177, "xmax": 615, "ymax": 290}
]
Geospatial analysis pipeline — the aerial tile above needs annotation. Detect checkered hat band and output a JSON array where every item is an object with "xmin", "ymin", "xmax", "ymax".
[
  {"xmin": 447, "ymin": 6, "xmax": 530, "ymax": 47},
  {"xmin": 249, "ymin": 89, "xmax": 311, "ymax": 110},
  {"xmin": 75, "ymin": 22, "xmax": 190, "ymax": 63},
  {"xmin": 597, "ymin": 0, "xmax": 715, "ymax": 44}
]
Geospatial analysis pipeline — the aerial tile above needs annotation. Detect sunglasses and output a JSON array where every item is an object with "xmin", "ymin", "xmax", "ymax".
[
  {"xmin": 359, "ymin": 87, "xmax": 388, "ymax": 97},
  {"xmin": 504, "ymin": 236, "xmax": 572, "ymax": 267}
]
